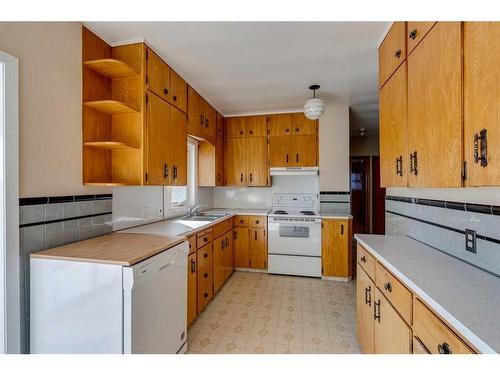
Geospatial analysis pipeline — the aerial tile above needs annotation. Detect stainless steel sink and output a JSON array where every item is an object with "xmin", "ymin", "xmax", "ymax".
[
  {"xmin": 196, "ymin": 212, "xmax": 227, "ymax": 218},
  {"xmin": 182, "ymin": 215, "xmax": 220, "ymax": 221}
]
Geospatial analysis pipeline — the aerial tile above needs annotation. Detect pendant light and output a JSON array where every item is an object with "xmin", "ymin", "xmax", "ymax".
[{"xmin": 303, "ymin": 84, "xmax": 326, "ymax": 120}]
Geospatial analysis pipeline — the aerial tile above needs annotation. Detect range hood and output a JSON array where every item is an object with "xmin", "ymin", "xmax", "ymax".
[{"xmin": 270, "ymin": 167, "xmax": 319, "ymax": 176}]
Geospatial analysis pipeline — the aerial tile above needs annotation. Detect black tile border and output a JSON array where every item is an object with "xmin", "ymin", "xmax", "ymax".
[
  {"xmin": 20, "ymin": 193, "xmax": 112, "ymax": 206},
  {"xmin": 19, "ymin": 211, "xmax": 113, "ymax": 229},
  {"xmin": 320, "ymin": 201, "xmax": 351, "ymax": 204},
  {"xmin": 386, "ymin": 195, "xmax": 497, "ymax": 215},
  {"xmin": 320, "ymin": 191, "xmax": 351, "ymax": 195}
]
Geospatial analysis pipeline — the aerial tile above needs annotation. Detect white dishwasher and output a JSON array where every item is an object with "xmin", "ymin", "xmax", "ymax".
[{"xmin": 30, "ymin": 241, "xmax": 188, "ymax": 354}]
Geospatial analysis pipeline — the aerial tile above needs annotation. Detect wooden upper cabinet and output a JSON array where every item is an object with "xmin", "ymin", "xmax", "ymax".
[
  {"xmin": 407, "ymin": 22, "xmax": 463, "ymax": 187},
  {"xmin": 293, "ymin": 135, "xmax": 318, "ymax": 167},
  {"xmin": 146, "ymin": 92, "xmax": 170, "ymax": 185},
  {"xmin": 204, "ymin": 101, "xmax": 217, "ymax": 140},
  {"xmin": 169, "ymin": 69, "xmax": 187, "ymax": 113},
  {"xmin": 322, "ymin": 219, "xmax": 352, "ymax": 278},
  {"xmin": 247, "ymin": 137, "xmax": 269, "ymax": 186},
  {"xmin": 169, "ymin": 105, "xmax": 187, "ymax": 186},
  {"xmin": 215, "ymin": 114, "xmax": 225, "ymax": 186},
  {"xmin": 187, "ymin": 85, "xmax": 204, "ymax": 129},
  {"xmin": 216, "ymin": 112, "xmax": 224, "ymax": 138},
  {"xmin": 147, "ymin": 49, "xmax": 171, "ymax": 101},
  {"xmin": 407, "ymin": 22, "xmax": 436, "ymax": 54},
  {"xmin": 246, "ymin": 115, "xmax": 268, "ymax": 137},
  {"xmin": 225, "ymin": 138, "xmax": 247, "ymax": 186},
  {"xmin": 379, "ymin": 62, "xmax": 408, "ymax": 187},
  {"xmin": 269, "ymin": 136, "xmax": 293, "ymax": 167},
  {"xmin": 268, "ymin": 113, "xmax": 294, "ymax": 136},
  {"xmin": 464, "ymin": 22, "xmax": 500, "ymax": 186},
  {"xmin": 225, "ymin": 117, "xmax": 247, "ymax": 138},
  {"xmin": 379, "ymin": 22, "xmax": 406, "ymax": 88},
  {"xmin": 291, "ymin": 113, "xmax": 317, "ymax": 135}
]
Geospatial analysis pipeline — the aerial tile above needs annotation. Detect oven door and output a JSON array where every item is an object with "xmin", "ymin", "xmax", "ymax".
[{"xmin": 268, "ymin": 219, "xmax": 321, "ymax": 256}]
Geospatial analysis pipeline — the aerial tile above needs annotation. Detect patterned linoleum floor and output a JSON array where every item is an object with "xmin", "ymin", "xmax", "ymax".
[{"xmin": 187, "ymin": 271, "xmax": 361, "ymax": 354}]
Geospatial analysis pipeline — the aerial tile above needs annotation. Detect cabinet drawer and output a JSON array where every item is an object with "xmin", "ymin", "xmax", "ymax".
[
  {"xmin": 213, "ymin": 218, "xmax": 233, "ymax": 239},
  {"xmin": 234, "ymin": 215, "xmax": 249, "ymax": 227},
  {"xmin": 379, "ymin": 21, "xmax": 406, "ymax": 88},
  {"xmin": 407, "ymin": 22, "xmax": 436, "ymax": 54},
  {"xmin": 413, "ymin": 336, "xmax": 430, "ymax": 354},
  {"xmin": 357, "ymin": 244, "xmax": 376, "ymax": 280},
  {"xmin": 375, "ymin": 262, "xmax": 412, "ymax": 324},
  {"xmin": 188, "ymin": 235, "xmax": 197, "ymax": 254},
  {"xmin": 414, "ymin": 299, "xmax": 474, "ymax": 354},
  {"xmin": 197, "ymin": 230, "xmax": 213, "ymax": 248},
  {"xmin": 250, "ymin": 216, "xmax": 265, "ymax": 228}
]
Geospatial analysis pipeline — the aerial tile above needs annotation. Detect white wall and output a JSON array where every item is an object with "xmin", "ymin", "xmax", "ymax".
[
  {"xmin": 0, "ymin": 22, "xmax": 110, "ymax": 197},
  {"xmin": 319, "ymin": 100, "xmax": 350, "ymax": 191}
]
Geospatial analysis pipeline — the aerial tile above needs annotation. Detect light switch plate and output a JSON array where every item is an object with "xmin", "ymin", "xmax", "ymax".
[{"xmin": 465, "ymin": 229, "xmax": 477, "ymax": 254}]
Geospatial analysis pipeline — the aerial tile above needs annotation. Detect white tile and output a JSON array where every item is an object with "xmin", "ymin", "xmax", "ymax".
[{"xmin": 45, "ymin": 203, "xmax": 63, "ymax": 221}]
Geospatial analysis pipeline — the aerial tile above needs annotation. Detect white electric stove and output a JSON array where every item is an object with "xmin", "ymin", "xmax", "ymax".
[{"xmin": 267, "ymin": 193, "xmax": 322, "ymax": 277}]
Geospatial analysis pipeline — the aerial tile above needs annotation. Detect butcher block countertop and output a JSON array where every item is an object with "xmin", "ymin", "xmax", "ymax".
[{"xmin": 30, "ymin": 233, "xmax": 186, "ymax": 266}]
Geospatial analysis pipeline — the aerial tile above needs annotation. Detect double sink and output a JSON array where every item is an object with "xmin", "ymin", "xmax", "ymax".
[{"xmin": 177, "ymin": 212, "xmax": 229, "ymax": 222}]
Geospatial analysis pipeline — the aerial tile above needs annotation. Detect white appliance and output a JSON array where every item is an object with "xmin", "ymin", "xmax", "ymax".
[
  {"xmin": 30, "ymin": 242, "xmax": 188, "ymax": 354},
  {"xmin": 267, "ymin": 193, "xmax": 322, "ymax": 277},
  {"xmin": 269, "ymin": 166, "xmax": 319, "ymax": 176}
]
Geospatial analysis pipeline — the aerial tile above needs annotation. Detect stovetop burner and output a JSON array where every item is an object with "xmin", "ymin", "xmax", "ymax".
[
  {"xmin": 273, "ymin": 210, "xmax": 288, "ymax": 215},
  {"xmin": 300, "ymin": 211, "xmax": 316, "ymax": 215}
]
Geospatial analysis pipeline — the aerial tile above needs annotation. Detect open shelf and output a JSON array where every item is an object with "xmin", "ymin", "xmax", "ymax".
[
  {"xmin": 84, "ymin": 141, "xmax": 139, "ymax": 151},
  {"xmin": 84, "ymin": 181, "xmax": 128, "ymax": 186},
  {"xmin": 84, "ymin": 100, "xmax": 138, "ymax": 115},
  {"xmin": 84, "ymin": 59, "xmax": 139, "ymax": 79}
]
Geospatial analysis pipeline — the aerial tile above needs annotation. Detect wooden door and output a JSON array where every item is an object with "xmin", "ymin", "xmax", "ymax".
[
  {"xmin": 146, "ymin": 92, "xmax": 170, "ymax": 185},
  {"xmin": 407, "ymin": 22, "xmax": 462, "ymax": 187},
  {"xmin": 356, "ymin": 265, "xmax": 375, "ymax": 353},
  {"xmin": 197, "ymin": 243, "xmax": 213, "ymax": 313},
  {"xmin": 269, "ymin": 136, "xmax": 293, "ymax": 167},
  {"xmin": 292, "ymin": 113, "xmax": 317, "ymax": 135},
  {"xmin": 374, "ymin": 288, "xmax": 412, "ymax": 353},
  {"xmin": 187, "ymin": 86, "xmax": 204, "ymax": 129},
  {"xmin": 247, "ymin": 137, "xmax": 269, "ymax": 186},
  {"xmin": 292, "ymin": 135, "xmax": 318, "ymax": 167},
  {"xmin": 246, "ymin": 115, "xmax": 268, "ymax": 137},
  {"xmin": 147, "ymin": 49, "xmax": 170, "ymax": 101},
  {"xmin": 268, "ymin": 113, "xmax": 293, "ymax": 136},
  {"xmin": 322, "ymin": 219, "xmax": 351, "ymax": 277},
  {"xmin": 464, "ymin": 22, "xmax": 500, "ymax": 186},
  {"xmin": 379, "ymin": 21, "xmax": 406, "ymax": 88},
  {"xmin": 169, "ymin": 104, "xmax": 187, "ymax": 185},
  {"xmin": 187, "ymin": 252, "xmax": 197, "ymax": 326},
  {"xmin": 213, "ymin": 236, "xmax": 225, "ymax": 294},
  {"xmin": 169, "ymin": 69, "xmax": 187, "ymax": 113},
  {"xmin": 204, "ymin": 101, "xmax": 217, "ymax": 140},
  {"xmin": 379, "ymin": 62, "xmax": 408, "ymax": 187},
  {"xmin": 225, "ymin": 117, "xmax": 246, "ymax": 138},
  {"xmin": 225, "ymin": 138, "xmax": 247, "ymax": 186},
  {"xmin": 250, "ymin": 227, "xmax": 267, "ymax": 269},
  {"xmin": 234, "ymin": 227, "xmax": 249, "ymax": 268},
  {"xmin": 407, "ymin": 22, "xmax": 436, "ymax": 54},
  {"xmin": 224, "ymin": 232, "xmax": 234, "ymax": 280}
]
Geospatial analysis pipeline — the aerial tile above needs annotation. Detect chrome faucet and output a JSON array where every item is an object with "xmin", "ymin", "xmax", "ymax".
[{"xmin": 187, "ymin": 203, "xmax": 208, "ymax": 217}]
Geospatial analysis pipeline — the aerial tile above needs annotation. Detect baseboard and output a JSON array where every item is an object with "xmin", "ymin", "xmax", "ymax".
[
  {"xmin": 234, "ymin": 268, "xmax": 268, "ymax": 274},
  {"xmin": 322, "ymin": 275, "xmax": 352, "ymax": 282}
]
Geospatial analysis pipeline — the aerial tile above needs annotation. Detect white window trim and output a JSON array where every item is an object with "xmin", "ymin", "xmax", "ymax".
[{"xmin": 0, "ymin": 50, "xmax": 20, "ymax": 354}]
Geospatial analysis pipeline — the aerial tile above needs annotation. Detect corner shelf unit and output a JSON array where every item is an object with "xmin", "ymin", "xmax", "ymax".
[
  {"xmin": 84, "ymin": 100, "xmax": 139, "ymax": 115},
  {"xmin": 84, "ymin": 59, "xmax": 139, "ymax": 79},
  {"xmin": 84, "ymin": 141, "xmax": 139, "ymax": 151}
]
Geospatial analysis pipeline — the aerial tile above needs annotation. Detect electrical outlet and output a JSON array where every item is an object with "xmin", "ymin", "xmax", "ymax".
[{"xmin": 465, "ymin": 229, "xmax": 477, "ymax": 254}]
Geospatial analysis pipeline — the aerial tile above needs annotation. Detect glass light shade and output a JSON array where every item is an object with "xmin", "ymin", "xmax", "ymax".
[{"xmin": 303, "ymin": 97, "xmax": 326, "ymax": 120}]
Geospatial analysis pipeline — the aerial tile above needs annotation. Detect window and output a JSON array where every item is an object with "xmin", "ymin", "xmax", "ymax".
[{"xmin": 170, "ymin": 138, "xmax": 197, "ymax": 207}]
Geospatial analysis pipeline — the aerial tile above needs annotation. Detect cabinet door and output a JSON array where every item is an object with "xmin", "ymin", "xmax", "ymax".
[
  {"xmin": 187, "ymin": 86, "xmax": 204, "ymax": 129},
  {"xmin": 246, "ymin": 115, "xmax": 268, "ymax": 137},
  {"xmin": 407, "ymin": 22, "xmax": 436, "ymax": 54},
  {"xmin": 224, "ymin": 233, "xmax": 234, "ymax": 280},
  {"xmin": 379, "ymin": 21, "xmax": 406, "ymax": 88},
  {"xmin": 169, "ymin": 104, "xmax": 187, "ymax": 186},
  {"xmin": 197, "ymin": 243, "xmax": 213, "ymax": 313},
  {"xmin": 146, "ymin": 92, "xmax": 170, "ymax": 185},
  {"xmin": 187, "ymin": 252, "xmax": 197, "ymax": 326},
  {"xmin": 204, "ymin": 101, "xmax": 217, "ymax": 140},
  {"xmin": 379, "ymin": 62, "xmax": 408, "ymax": 187},
  {"xmin": 250, "ymin": 227, "xmax": 267, "ymax": 269},
  {"xmin": 169, "ymin": 69, "xmax": 187, "ymax": 113},
  {"xmin": 225, "ymin": 138, "xmax": 247, "ymax": 186},
  {"xmin": 247, "ymin": 137, "xmax": 269, "ymax": 186},
  {"xmin": 233, "ymin": 227, "xmax": 249, "ymax": 268},
  {"xmin": 374, "ymin": 288, "xmax": 412, "ymax": 353},
  {"xmin": 321, "ymin": 219, "xmax": 351, "ymax": 278},
  {"xmin": 225, "ymin": 117, "xmax": 246, "ymax": 138},
  {"xmin": 268, "ymin": 113, "xmax": 293, "ymax": 136},
  {"xmin": 293, "ymin": 135, "xmax": 318, "ymax": 167},
  {"xmin": 464, "ymin": 22, "xmax": 500, "ymax": 186},
  {"xmin": 213, "ymin": 236, "xmax": 225, "ymax": 294},
  {"xmin": 408, "ymin": 22, "xmax": 462, "ymax": 187},
  {"xmin": 216, "ymin": 134, "xmax": 224, "ymax": 186},
  {"xmin": 292, "ymin": 113, "xmax": 317, "ymax": 135},
  {"xmin": 147, "ymin": 49, "xmax": 170, "ymax": 101},
  {"xmin": 269, "ymin": 136, "xmax": 293, "ymax": 167},
  {"xmin": 356, "ymin": 265, "xmax": 375, "ymax": 353}
]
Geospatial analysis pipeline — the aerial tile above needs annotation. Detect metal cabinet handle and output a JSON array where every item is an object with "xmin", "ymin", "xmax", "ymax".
[
  {"xmin": 295, "ymin": 128, "xmax": 299, "ymax": 132},
  {"xmin": 474, "ymin": 129, "xmax": 488, "ymax": 167},
  {"xmin": 256, "ymin": 220, "xmax": 259, "ymax": 224},
  {"xmin": 239, "ymin": 130, "xmax": 244, "ymax": 135},
  {"xmin": 364, "ymin": 286, "xmax": 372, "ymax": 306},
  {"xmin": 409, "ymin": 29, "xmax": 417, "ymax": 40},
  {"xmin": 190, "ymin": 259, "xmax": 196, "ymax": 274},
  {"xmin": 249, "ymin": 130, "xmax": 253, "ymax": 135},
  {"xmin": 410, "ymin": 151, "xmax": 418, "ymax": 175},
  {"xmin": 249, "ymin": 173, "xmax": 253, "ymax": 182},
  {"xmin": 285, "ymin": 128, "xmax": 290, "ymax": 133},
  {"xmin": 286, "ymin": 154, "xmax": 289, "ymax": 163},
  {"xmin": 360, "ymin": 255, "xmax": 366, "ymax": 263},
  {"xmin": 204, "ymin": 292, "xmax": 208, "ymax": 298},
  {"xmin": 240, "ymin": 219, "xmax": 244, "ymax": 224},
  {"xmin": 384, "ymin": 282, "xmax": 392, "ymax": 293},
  {"xmin": 240, "ymin": 173, "xmax": 243, "ymax": 182},
  {"xmin": 254, "ymin": 231, "xmax": 257, "ymax": 241},
  {"xmin": 203, "ymin": 252, "xmax": 208, "ymax": 258},
  {"xmin": 203, "ymin": 272, "xmax": 208, "ymax": 278},
  {"xmin": 173, "ymin": 95, "xmax": 177, "ymax": 101},
  {"xmin": 203, "ymin": 237, "xmax": 208, "ymax": 243},
  {"xmin": 396, "ymin": 155, "xmax": 403, "ymax": 176},
  {"xmin": 394, "ymin": 49, "xmax": 402, "ymax": 58},
  {"xmin": 437, "ymin": 342, "xmax": 452, "ymax": 354},
  {"xmin": 164, "ymin": 164, "xmax": 169, "ymax": 178},
  {"xmin": 340, "ymin": 224, "xmax": 344, "ymax": 235},
  {"xmin": 221, "ymin": 238, "xmax": 225, "ymax": 250},
  {"xmin": 164, "ymin": 88, "xmax": 168, "ymax": 95},
  {"xmin": 173, "ymin": 165, "xmax": 178, "ymax": 179},
  {"xmin": 296, "ymin": 154, "xmax": 299, "ymax": 163},
  {"xmin": 373, "ymin": 299, "xmax": 381, "ymax": 322}
]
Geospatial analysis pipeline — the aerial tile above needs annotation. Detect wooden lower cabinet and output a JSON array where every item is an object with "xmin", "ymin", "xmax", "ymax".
[
  {"xmin": 233, "ymin": 215, "xmax": 267, "ymax": 269},
  {"xmin": 213, "ymin": 230, "xmax": 234, "ymax": 294},
  {"xmin": 187, "ymin": 251, "xmax": 197, "ymax": 326},
  {"xmin": 233, "ymin": 226, "xmax": 250, "ymax": 268},
  {"xmin": 321, "ymin": 218, "xmax": 352, "ymax": 278},
  {"xmin": 249, "ymin": 227, "xmax": 267, "ymax": 269},
  {"xmin": 356, "ymin": 264, "xmax": 375, "ymax": 353},
  {"xmin": 197, "ymin": 243, "xmax": 213, "ymax": 314}
]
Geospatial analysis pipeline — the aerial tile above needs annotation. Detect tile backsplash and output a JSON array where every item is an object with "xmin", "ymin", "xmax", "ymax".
[
  {"xmin": 320, "ymin": 191, "xmax": 351, "ymax": 213},
  {"xmin": 385, "ymin": 195, "xmax": 500, "ymax": 277},
  {"xmin": 19, "ymin": 193, "xmax": 113, "ymax": 353}
]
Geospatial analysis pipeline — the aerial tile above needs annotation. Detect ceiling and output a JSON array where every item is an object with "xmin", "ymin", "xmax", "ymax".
[{"xmin": 87, "ymin": 22, "xmax": 389, "ymax": 135}]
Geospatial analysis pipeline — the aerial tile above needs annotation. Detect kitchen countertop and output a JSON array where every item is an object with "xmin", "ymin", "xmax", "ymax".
[
  {"xmin": 30, "ymin": 233, "xmax": 185, "ymax": 266},
  {"xmin": 320, "ymin": 211, "xmax": 353, "ymax": 219},
  {"xmin": 355, "ymin": 234, "xmax": 500, "ymax": 354},
  {"xmin": 208, "ymin": 208, "xmax": 270, "ymax": 216}
]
